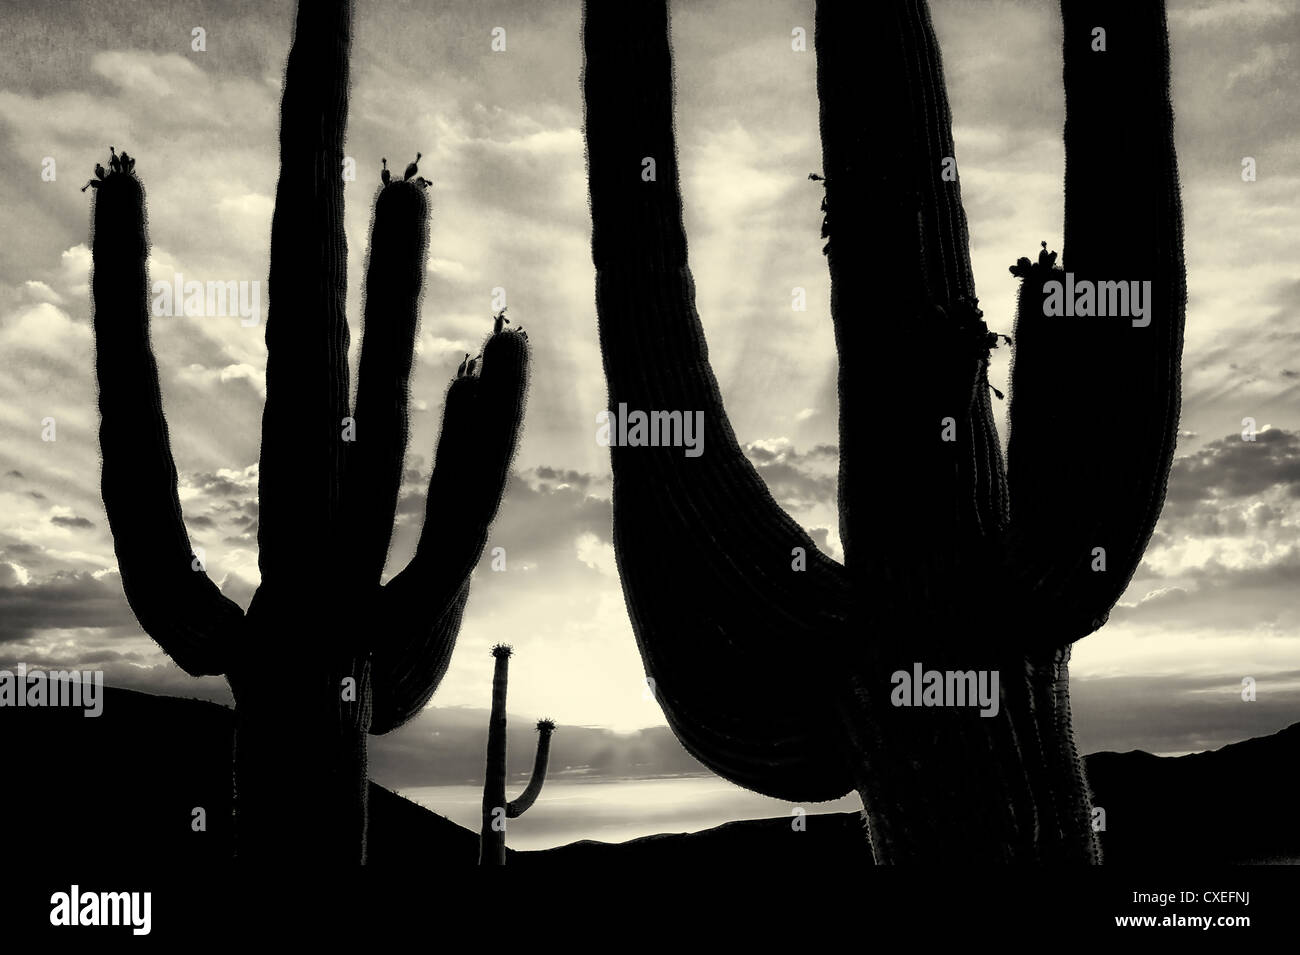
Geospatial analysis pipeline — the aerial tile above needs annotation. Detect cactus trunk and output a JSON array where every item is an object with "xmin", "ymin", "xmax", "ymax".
[
  {"xmin": 230, "ymin": 655, "xmax": 373, "ymax": 859},
  {"xmin": 834, "ymin": 647, "xmax": 1097, "ymax": 863}
]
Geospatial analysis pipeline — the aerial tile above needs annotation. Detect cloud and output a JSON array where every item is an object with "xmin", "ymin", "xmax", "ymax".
[
  {"xmin": 1164, "ymin": 428, "xmax": 1300, "ymax": 507},
  {"xmin": 738, "ymin": 439, "xmax": 842, "ymax": 558},
  {"xmin": 1090, "ymin": 428, "xmax": 1300, "ymax": 639},
  {"xmin": 392, "ymin": 465, "xmax": 614, "ymax": 581},
  {"xmin": 744, "ymin": 439, "xmax": 837, "ymax": 492},
  {"xmin": 0, "ymin": 561, "xmax": 29, "ymax": 587},
  {"xmin": 49, "ymin": 514, "xmax": 94, "ymax": 530},
  {"xmin": 1170, "ymin": 0, "xmax": 1294, "ymax": 29},
  {"xmin": 0, "ymin": 569, "xmax": 137, "ymax": 646},
  {"xmin": 1227, "ymin": 42, "xmax": 1292, "ymax": 88},
  {"xmin": 575, "ymin": 531, "xmax": 617, "ymax": 577},
  {"xmin": 174, "ymin": 362, "xmax": 267, "ymax": 399},
  {"xmin": 187, "ymin": 466, "xmax": 258, "ymax": 500},
  {"xmin": 22, "ymin": 280, "xmax": 63, "ymax": 305},
  {"xmin": 0, "ymin": 301, "xmax": 89, "ymax": 351}
]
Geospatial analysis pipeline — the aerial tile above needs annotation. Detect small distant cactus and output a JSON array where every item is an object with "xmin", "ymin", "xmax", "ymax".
[{"xmin": 479, "ymin": 645, "xmax": 556, "ymax": 865}]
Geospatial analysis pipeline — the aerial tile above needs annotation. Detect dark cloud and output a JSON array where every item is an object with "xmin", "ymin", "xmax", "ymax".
[
  {"xmin": 474, "ymin": 470, "xmax": 612, "ymax": 576},
  {"xmin": 0, "ymin": 570, "xmax": 137, "ymax": 646},
  {"xmin": 49, "ymin": 514, "xmax": 94, "ymax": 529},
  {"xmin": 191, "ymin": 472, "xmax": 251, "ymax": 499},
  {"xmin": 1113, "ymin": 546, "xmax": 1300, "ymax": 631},
  {"xmin": 58, "ymin": 648, "xmax": 147, "ymax": 666},
  {"xmin": 1185, "ymin": 546, "xmax": 1300, "ymax": 586},
  {"xmin": 1164, "ymin": 428, "xmax": 1300, "ymax": 510},
  {"xmin": 742, "ymin": 440, "xmax": 838, "ymax": 512},
  {"xmin": 394, "ymin": 489, "xmax": 426, "ymax": 516},
  {"xmin": 212, "ymin": 498, "xmax": 258, "ymax": 522},
  {"xmin": 534, "ymin": 465, "xmax": 592, "ymax": 491},
  {"xmin": 379, "ymin": 464, "xmax": 614, "ymax": 597}
]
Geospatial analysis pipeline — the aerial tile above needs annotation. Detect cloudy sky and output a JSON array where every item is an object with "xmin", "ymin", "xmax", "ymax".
[{"xmin": 1, "ymin": 0, "xmax": 1298, "ymax": 809}]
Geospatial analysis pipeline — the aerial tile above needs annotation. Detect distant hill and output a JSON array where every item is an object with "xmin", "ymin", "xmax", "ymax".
[
  {"xmin": 2, "ymin": 685, "xmax": 1296, "ymax": 864},
  {"xmin": 1084, "ymin": 724, "xmax": 1300, "ymax": 864}
]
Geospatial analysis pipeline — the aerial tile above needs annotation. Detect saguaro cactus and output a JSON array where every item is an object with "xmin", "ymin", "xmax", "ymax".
[
  {"xmin": 479, "ymin": 645, "xmax": 555, "ymax": 865},
  {"xmin": 89, "ymin": 0, "xmax": 529, "ymax": 862},
  {"xmin": 581, "ymin": 0, "xmax": 1184, "ymax": 862}
]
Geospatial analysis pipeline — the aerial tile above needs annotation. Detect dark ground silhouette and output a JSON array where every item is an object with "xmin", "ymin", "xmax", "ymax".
[{"xmin": 4, "ymin": 685, "xmax": 1294, "ymax": 866}]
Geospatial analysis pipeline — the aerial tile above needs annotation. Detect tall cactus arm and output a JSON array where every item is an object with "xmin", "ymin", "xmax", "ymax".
[
  {"xmin": 256, "ymin": 0, "xmax": 353, "ymax": 588},
  {"xmin": 1004, "ymin": 0, "xmax": 1186, "ymax": 645},
  {"xmin": 92, "ymin": 170, "xmax": 244, "ymax": 677},
  {"xmin": 816, "ymin": 0, "xmax": 1007, "ymax": 602},
  {"xmin": 369, "ymin": 330, "xmax": 529, "ymax": 734},
  {"xmin": 345, "ymin": 179, "xmax": 430, "ymax": 587},
  {"xmin": 583, "ymin": 0, "xmax": 853, "ymax": 802},
  {"xmin": 506, "ymin": 719, "xmax": 555, "ymax": 818}
]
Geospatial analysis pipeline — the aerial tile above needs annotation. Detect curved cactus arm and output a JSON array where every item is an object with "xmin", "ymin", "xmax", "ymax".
[
  {"xmin": 1004, "ymin": 0, "xmax": 1186, "ymax": 645},
  {"xmin": 256, "ymin": 0, "xmax": 353, "ymax": 589},
  {"xmin": 506, "ymin": 719, "xmax": 554, "ymax": 818},
  {"xmin": 344, "ymin": 180, "xmax": 431, "ymax": 586},
  {"xmin": 92, "ymin": 169, "xmax": 245, "ymax": 677},
  {"xmin": 368, "ymin": 582, "xmax": 468, "ymax": 735},
  {"xmin": 816, "ymin": 0, "xmax": 1008, "ymax": 597},
  {"xmin": 368, "ymin": 330, "xmax": 529, "ymax": 733},
  {"xmin": 583, "ymin": 0, "xmax": 854, "ymax": 802}
]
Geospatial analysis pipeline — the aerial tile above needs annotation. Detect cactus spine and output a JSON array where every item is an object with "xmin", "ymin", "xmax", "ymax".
[
  {"xmin": 479, "ymin": 645, "xmax": 555, "ymax": 865},
  {"xmin": 581, "ymin": 0, "xmax": 1184, "ymax": 863},
  {"xmin": 89, "ymin": 0, "xmax": 529, "ymax": 862}
]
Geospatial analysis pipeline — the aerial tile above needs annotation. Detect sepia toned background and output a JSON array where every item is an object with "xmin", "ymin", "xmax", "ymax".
[{"xmin": 1, "ymin": 0, "xmax": 1296, "ymax": 846}]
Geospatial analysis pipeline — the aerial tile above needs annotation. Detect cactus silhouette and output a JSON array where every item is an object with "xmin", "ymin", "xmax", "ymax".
[
  {"xmin": 479, "ymin": 645, "xmax": 555, "ymax": 865},
  {"xmin": 89, "ymin": 0, "xmax": 529, "ymax": 862},
  {"xmin": 581, "ymin": 0, "xmax": 1184, "ymax": 862}
]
